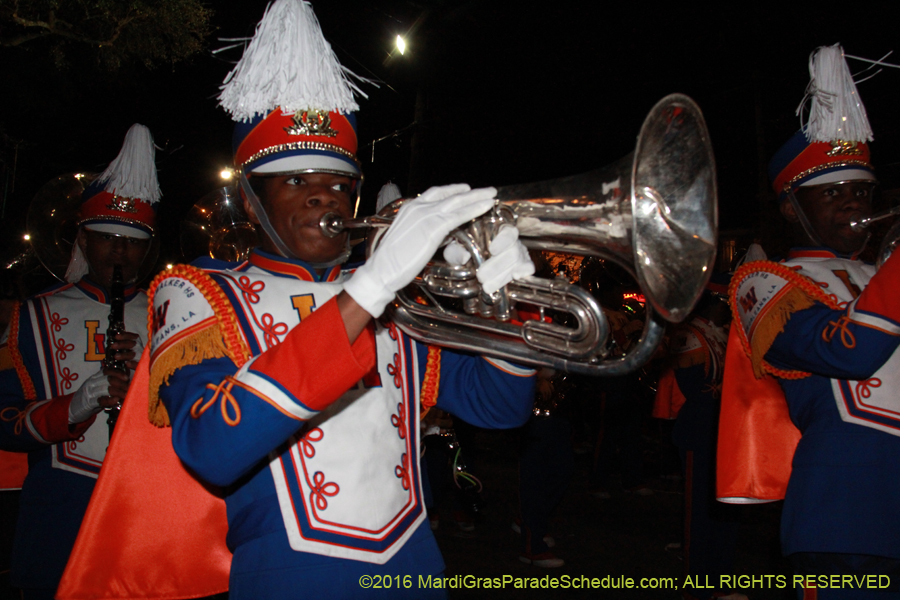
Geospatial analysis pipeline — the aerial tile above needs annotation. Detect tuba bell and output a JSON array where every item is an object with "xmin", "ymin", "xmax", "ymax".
[
  {"xmin": 180, "ymin": 186, "xmax": 258, "ymax": 263},
  {"xmin": 323, "ymin": 94, "xmax": 718, "ymax": 376}
]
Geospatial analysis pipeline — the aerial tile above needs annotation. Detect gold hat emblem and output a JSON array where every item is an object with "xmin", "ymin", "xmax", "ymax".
[
  {"xmin": 106, "ymin": 195, "xmax": 139, "ymax": 214},
  {"xmin": 826, "ymin": 140, "xmax": 863, "ymax": 157},
  {"xmin": 284, "ymin": 109, "xmax": 338, "ymax": 137}
]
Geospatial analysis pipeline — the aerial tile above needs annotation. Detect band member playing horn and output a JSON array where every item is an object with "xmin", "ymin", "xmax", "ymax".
[
  {"xmin": 139, "ymin": 2, "xmax": 535, "ymax": 598},
  {"xmin": 0, "ymin": 124, "xmax": 156, "ymax": 600},
  {"xmin": 719, "ymin": 45, "xmax": 900, "ymax": 600}
]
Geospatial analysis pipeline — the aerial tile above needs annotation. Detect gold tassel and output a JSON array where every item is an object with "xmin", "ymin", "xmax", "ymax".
[{"xmin": 148, "ymin": 324, "xmax": 229, "ymax": 428}]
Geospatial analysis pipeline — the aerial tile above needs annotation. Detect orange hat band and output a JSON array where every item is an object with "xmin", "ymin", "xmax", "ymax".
[{"xmin": 78, "ymin": 191, "xmax": 156, "ymax": 235}]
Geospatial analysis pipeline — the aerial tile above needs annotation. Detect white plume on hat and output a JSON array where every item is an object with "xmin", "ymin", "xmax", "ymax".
[
  {"xmin": 376, "ymin": 181, "xmax": 402, "ymax": 213},
  {"xmin": 798, "ymin": 43, "xmax": 873, "ymax": 143},
  {"xmin": 218, "ymin": 0, "xmax": 372, "ymax": 123},
  {"xmin": 66, "ymin": 123, "xmax": 159, "ymax": 282},
  {"xmin": 735, "ymin": 242, "xmax": 767, "ymax": 268},
  {"xmin": 96, "ymin": 123, "xmax": 161, "ymax": 204}
]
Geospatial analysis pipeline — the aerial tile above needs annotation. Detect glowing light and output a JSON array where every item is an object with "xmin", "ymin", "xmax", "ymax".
[
  {"xmin": 166, "ymin": 264, "xmax": 174, "ymax": 270},
  {"xmin": 74, "ymin": 173, "xmax": 84, "ymax": 180},
  {"xmin": 396, "ymin": 35, "xmax": 406, "ymax": 55},
  {"xmin": 220, "ymin": 168, "xmax": 235, "ymax": 180},
  {"xmin": 23, "ymin": 234, "xmax": 30, "ymax": 241}
]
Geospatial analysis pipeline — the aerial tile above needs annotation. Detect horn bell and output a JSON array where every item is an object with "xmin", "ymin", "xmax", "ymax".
[
  {"xmin": 496, "ymin": 93, "xmax": 717, "ymax": 324},
  {"xmin": 331, "ymin": 94, "xmax": 717, "ymax": 376}
]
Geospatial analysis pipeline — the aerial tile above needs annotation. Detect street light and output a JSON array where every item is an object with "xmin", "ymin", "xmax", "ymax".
[
  {"xmin": 220, "ymin": 168, "xmax": 235, "ymax": 180},
  {"xmin": 395, "ymin": 35, "xmax": 407, "ymax": 55}
]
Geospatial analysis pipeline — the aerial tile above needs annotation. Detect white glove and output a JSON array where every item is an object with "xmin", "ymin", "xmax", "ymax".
[
  {"xmin": 443, "ymin": 224, "xmax": 535, "ymax": 294},
  {"xmin": 131, "ymin": 334, "xmax": 145, "ymax": 365},
  {"xmin": 442, "ymin": 238, "xmax": 472, "ymax": 265},
  {"xmin": 344, "ymin": 184, "xmax": 496, "ymax": 317},
  {"xmin": 69, "ymin": 368, "xmax": 108, "ymax": 424},
  {"xmin": 478, "ymin": 226, "xmax": 535, "ymax": 293}
]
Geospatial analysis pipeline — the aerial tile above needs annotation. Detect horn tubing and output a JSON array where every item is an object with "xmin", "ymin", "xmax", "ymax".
[
  {"xmin": 322, "ymin": 93, "xmax": 715, "ymax": 376},
  {"xmin": 319, "ymin": 212, "xmax": 392, "ymax": 238},
  {"xmin": 851, "ymin": 204, "xmax": 900, "ymax": 231}
]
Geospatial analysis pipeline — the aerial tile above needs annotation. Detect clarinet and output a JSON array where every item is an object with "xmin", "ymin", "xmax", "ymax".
[{"xmin": 104, "ymin": 265, "xmax": 126, "ymax": 438}]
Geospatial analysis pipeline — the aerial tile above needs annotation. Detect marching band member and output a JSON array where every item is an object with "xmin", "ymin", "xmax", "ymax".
[
  {"xmin": 719, "ymin": 45, "xmax": 900, "ymax": 599},
  {"xmin": 104, "ymin": 1, "xmax": 535, "ymax": 598},
  {"xmin": 0, "ymin": 124, "xmax": 157, "ymax": 600},
  {"xmin": 654, "ymin": 280, "xmax": 745, "ymax": 600}
]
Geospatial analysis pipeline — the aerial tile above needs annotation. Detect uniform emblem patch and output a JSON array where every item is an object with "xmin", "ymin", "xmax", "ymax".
[{"xmin": 739, "ymin": 287, "xmax": 758, "ymax": 313}]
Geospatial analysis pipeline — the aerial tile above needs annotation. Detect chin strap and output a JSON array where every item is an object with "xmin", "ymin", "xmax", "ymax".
[
  {"xmin": 240, "ymin": 172, "xmax": 351, "ymax": 268},
  {"xmin": 855, "ymin": 231, "xmax": 872, "ymax": 257},
  {"xmin": 316, "ymin": 176, "xmax": 358, "ymax": 268},
  {"xmin": 786, "ymin": 187, "xmax": 825, "ymax": 247},
  {"xmin": 240, "ymin": 172, "xmax": 297, "ymax": 259},
  {"xmin": 306, "ymin": 249, "xmax": 351, "ymax": 269},
  {"xmin": 786, "ymin": 187, "xmax": 870, "ymax": 255}
]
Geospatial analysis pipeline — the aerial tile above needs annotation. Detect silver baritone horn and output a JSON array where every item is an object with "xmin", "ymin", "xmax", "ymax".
[{"xmin": 322, "ymin": 94, "xmax": 718, "ymax": 376}]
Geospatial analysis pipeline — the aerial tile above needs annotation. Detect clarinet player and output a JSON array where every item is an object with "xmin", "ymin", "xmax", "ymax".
[{"xmin": 0, "ymin": 124, "xmax": 158, "ymax": 600}]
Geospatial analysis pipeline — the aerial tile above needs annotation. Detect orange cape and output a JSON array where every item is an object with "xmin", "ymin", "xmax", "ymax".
[
  {"xmin": 0, "ymin": 450, "xmax": 27, "ymax": 490},
  {"xmin": 716, "ymin": 326, "xmax": 801, "ymax": 502},
  {"xmin": 56, "ymin": 354, "xmax": 231, "ymax": 600}
]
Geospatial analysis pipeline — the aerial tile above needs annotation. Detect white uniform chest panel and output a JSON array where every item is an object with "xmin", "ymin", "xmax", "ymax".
[
  {"xmin": 28, "ymin": 287, "xmax": 147, "ymax": 478},
  {"xmin": 217, "ymin": 269, "xmax": 343, "ymax": 351},
  {"xmin": 294, "ymin": 329, "xmax": 415, "ymax": 518},
  {"xmin": 787, "ymin": 258, "xmax": 874, "ymax": 306},
  {"xmin": 269, "ymin": 323, "xmax": 424, "ymax": 563}
]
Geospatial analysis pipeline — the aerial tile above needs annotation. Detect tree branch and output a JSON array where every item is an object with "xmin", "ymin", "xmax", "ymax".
[
  {"xmin": 0, "ymin": 30, "xmax": 49, "ymax": 47},
  {"xmin": 4, "ymin": 9, "xmax": 138, "ymax": 48}
]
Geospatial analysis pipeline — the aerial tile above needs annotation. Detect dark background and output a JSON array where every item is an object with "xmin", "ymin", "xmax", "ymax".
[{"xmin": 2, "ymin": 1, "xmax": 900, "ymax": 279}]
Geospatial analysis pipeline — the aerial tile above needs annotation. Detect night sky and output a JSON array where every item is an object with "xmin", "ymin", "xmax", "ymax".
[{"xmin": 2, "ymin": 1, "xmax": 900, "ymax": 275}]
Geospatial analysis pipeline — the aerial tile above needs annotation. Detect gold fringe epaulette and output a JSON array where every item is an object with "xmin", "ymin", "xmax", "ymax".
[
  {"xmin": 146, "ymin": 265, "xmax": 251, "ymax": 427},
  {"xmin": 730, "ymin": 260, "xmax": 839, "ymax": 380}
]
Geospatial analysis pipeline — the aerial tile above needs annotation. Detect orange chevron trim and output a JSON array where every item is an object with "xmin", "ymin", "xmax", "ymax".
[
  {"xmin": 7, "ymin": 303, "xmax": 36, "ymax": 401},
  {"xmin": 730, "ymin": 260, "xmax": 841, "ymax": 380},
  {"xmin": 420, "ymin": 346, "xmax": 441, "ymax": 419}
]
